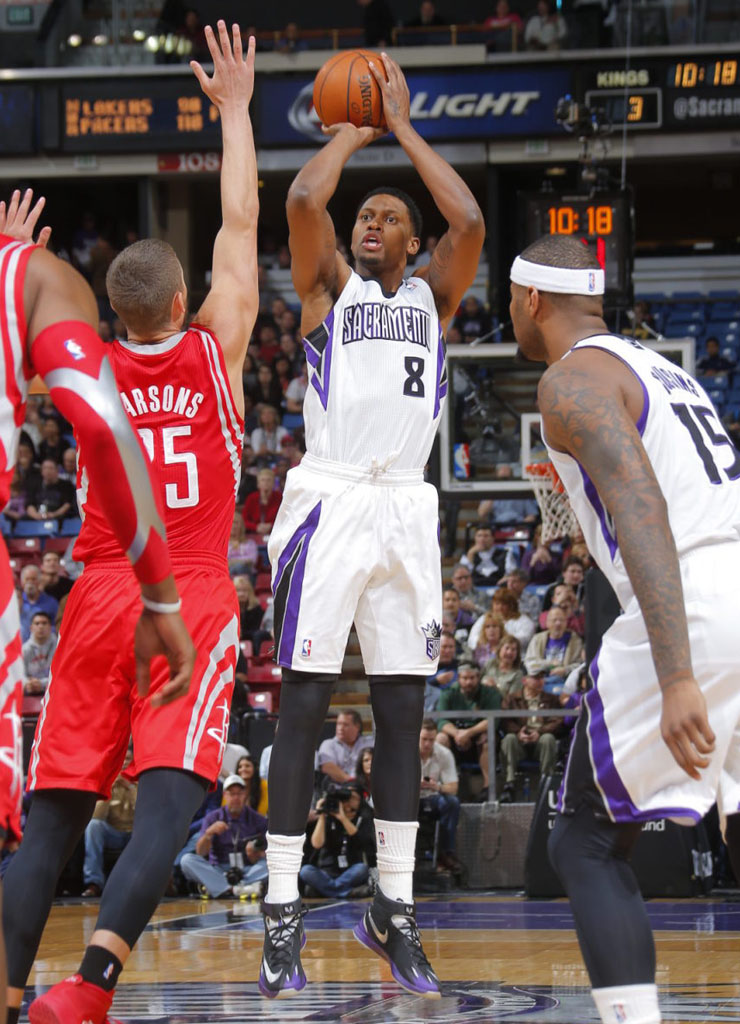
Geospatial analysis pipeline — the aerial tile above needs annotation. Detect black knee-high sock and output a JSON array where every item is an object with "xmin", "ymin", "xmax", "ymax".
[
  {"xmin": 549, "ymin": 804, "xmax": 654, "ymax": 988},
  {"xmin": 369, "ymin": 676, "xmax": 425, "ymax": 821},
  {"xmin": 724, "ymin": 812, "xmax": 740, "ymax": 884},
  {"xmin": 94, "ymin": 769, "xmax": 207, "ymax": 949},
  {"xmin": 3, "ymin": 789, "xmax": 98, "ymax": 990},
  {"xmin": 267, "ymin": 671, "xmax": 336, "ymax": 835}
]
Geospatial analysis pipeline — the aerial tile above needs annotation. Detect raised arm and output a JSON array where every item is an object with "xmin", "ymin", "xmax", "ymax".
[
  {"xmin": 370, "ymin": 54, "xmax": 485, "ymax": 328},
  {"xmin": 286, "ymin": 123, "xmax": 381, "ymax": 332},
  {"xmin": 23, "ymin": 243, "xmax": 195, "ymax": 706},
  {"xmin": 190, "ymin": 22, "xmax": 258, "ymax": 411},
  {"xmin": 538, "ymin": 349, "xmax": 715, "ymax": 778}
]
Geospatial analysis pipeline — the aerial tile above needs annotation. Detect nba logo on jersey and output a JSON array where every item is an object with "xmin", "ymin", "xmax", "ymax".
[
  {"xmin": 421, "ymin": 620, "xmax": 442, "ymax": 660},
  {"xmin": 301, "ymin": 638, "xmax": 312, "ymax": 658}
]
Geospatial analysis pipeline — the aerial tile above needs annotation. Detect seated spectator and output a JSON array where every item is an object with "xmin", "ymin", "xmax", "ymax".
[
  {"xmin": 443, "ymin": 583, "xmax": 475, "ymax": 644},
  {"xmin": 453, "ymin": 295, "xmax": 492, "ymax": 343},
  {"xmin": 425, "ymin": 631, "xmax": 458, "ymax": 711},
  {"xmin": 468, "ymin": 587, "xmax": 536, "ymax": 650},
  {"xmin": 499, "ymin": 671, "xmax": 563, "ymax": 801},
  {"xmin": 498, "ymin": 567, "xmax": 541, "ymax": 623},
  {"xmin": 520, "ymin": 524, "xmax": 563, "ymax": 585},
  {"xmin": 354, "ymin": 746, "xmax": 374, "ymax": 803},
  {"xmin": 524, "ymin": 606, "xmax": 584, "ymax": 690},
  {"xmin": 38, "ymin": 418, "xmax": 66, "ymax": 466},
  {"xmin": 484, "ymin": 0, "xmax": 523, "ymax": 47},
  {"xmin": 242, "ymin": 350, "xmax": 258, "ymax": 397},
  {"xmin": 318, "ymin": 710, "xmax": 372, "ymax": 783},
  {"xmin": 248, "ymin": 363, "xmax": 283, "ymax": 411},
  {"xmin": 470, "ymin": 612, "xmax": 506, "ymax": 670},
  {"xmin": 273, "ymin": 354, "xmax": 293, "ymax": 396},
  {"xmin": 15, "ymin": 440, "xmax": 40, "ymax": 491},
  {"xmin": 525, "ymin": 0, "xmax": 567, "ymax": 49},
  {"xmin": 478, "ymin": 465, "xmax": 539, "ymax": 529},
  {"xmin": 241, "ymin": 467, "xmax": 282, "ymax": 537},
  {"xmin": 405, "ymin": 0, "xmax": 448, "ymax": 27},
  {"xmin": 482, "ymin": 633, "xmax": 523, "ymax": 698},
  {"xmin": 58, "ymin": 447, "xmax": 77, "ymax": 484},
  {"xmin": 20, "ymin": 565, "xmax": 58, "ymax": 642},
  {"xmin": 357, "ymin": 0, "xmax": 395, "ymax": 47},
  {"xmin": 26, "ymin": 459, "xmax": 77, "ymax": 523},
  {"xmin": 300, "ymin": 784, "xmax": 375, "ymax": 898},
  {"xmin": 285, "ymin": 364, "xmax": 308, "ymax": 414},
  {"xmin": 539, "ymin": 582, "xmax": 584, "ymax": 637},
  {"xmin": 419, "ymin": 718, "xmax": 462, "ymax": 873},
  {"xmin": 451, "ymin": 562, "xmax": 489, "ymax": 618},
  {"xmin": 251, "ymin": 406, "xmax": 289, "ymax": 463},
  {"xmin": 81, "ymin": 763, "xmax": 137, "ymax": 897},
  {"xmin": 180, "ymin": 774, "xmax": 268, "ymax": 898},
  {"xmin": 233, "ymin": 574, "xmax": 272, "ymax": 653},
  {"xmin": 414, "ymin": 234, "xmax": 438, "ymax": 268},
  {"xmin": 462, "ymin": 524, "xmax": 518, "ymax": 588},
  {"xmin": 40, "ymin": 550, "xmax": 74, "ymax": 602},
  {"xmin": 22, "ymin": 611, "xmax": 57, "ymax": 695},
  {"xmin": 237, "ymin": 443, "xmax": 259, "ymax": 504},
  {"xmin": 436, "ymin": 662, "xmax": 501, "ymax": 801},
  {"xmin": 21, "ymin": 400, "xmax": 43, "ymax": 454},
  {"xmin": 628, "ymin": 299, "xmax": 657, "ymax": 340},
  {"xmin": 227, "ymin": 511, "xmax": 258, "ymax": 575},
  {"xmin": 4, "ymin": 472, "xmax": 28, "ymax": 524},
  {"xmin": 542, "ymin": 555, "xmax": 586, "ymax": 611},
  {"xmin": 698, "ymin": 336, "xmax": 736, "ymax": 376},
  {"xmin": 235, "ymin": 754, "xmax": 266, "ymax": 815},
  {"xmin": 276, "ymin": 21, "xmax": 307, "ymax": 53},
  {"xmin": 279, "ymin": 331, "xmax": 304, "ymax": 375},
  {"xmin": 280, "ymin": 433, "xmax": 303, "ymax": 469}
]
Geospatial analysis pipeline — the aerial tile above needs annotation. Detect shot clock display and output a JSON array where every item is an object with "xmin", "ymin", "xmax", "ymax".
[{"xmin": 519, "ymin": 190, "xmax": 634, "ymax": 309}]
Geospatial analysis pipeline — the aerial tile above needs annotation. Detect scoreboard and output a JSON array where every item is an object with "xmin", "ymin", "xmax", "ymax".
[
  {"xmin": 518, "ymin": 190, "xmax": 634, "ymax": 309},
  {"xmin": 60, "ymin": 80, "xmax": 222, "ymax": 153}
]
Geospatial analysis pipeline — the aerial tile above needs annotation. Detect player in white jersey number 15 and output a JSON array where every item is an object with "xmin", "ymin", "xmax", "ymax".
[
  {"xmin": 510, "ymin": 232, "xmax": 740, "ymax": 1024},
  {"xmin": 259, "ymin": 53, "xmax": 484, "ymax": 999}
]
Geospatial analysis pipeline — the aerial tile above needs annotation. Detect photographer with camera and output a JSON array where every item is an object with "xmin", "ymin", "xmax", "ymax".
[
  {"xmin": 180, "ymin": 775, "xmax": 268, "ymax": 898},
  {"xmin": 299, "ymin": 784, "xmax": 375, "ymax": 899}
]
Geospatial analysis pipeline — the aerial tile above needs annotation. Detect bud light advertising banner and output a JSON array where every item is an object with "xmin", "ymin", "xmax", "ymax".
[{"xmin": 256, "ymin": 68, "xmax": 573, "ymax": 145}]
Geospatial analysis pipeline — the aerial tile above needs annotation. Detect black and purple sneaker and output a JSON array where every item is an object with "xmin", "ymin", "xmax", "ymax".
[
  {"xmin": 258, "ymin": 899, "xmax": 307, "ymax": 999},
  {"xmin": 353, "ymin": 889, "xmax": 441, "ymax": 999}
]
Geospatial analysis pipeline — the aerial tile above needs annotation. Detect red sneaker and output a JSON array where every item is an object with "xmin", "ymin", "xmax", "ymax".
[{"xmin": 28, "ymin": 974, "xmax": 120, "ymax": 1024}]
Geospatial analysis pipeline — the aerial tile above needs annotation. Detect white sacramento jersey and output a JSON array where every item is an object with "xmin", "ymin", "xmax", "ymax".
[
  {"xmin": 302, "ymin": 270, "xmax": 447, "ymax": 470},
  {"xmin": 548, "ymin": 333, "xmax": 740, "ymax": 609}
]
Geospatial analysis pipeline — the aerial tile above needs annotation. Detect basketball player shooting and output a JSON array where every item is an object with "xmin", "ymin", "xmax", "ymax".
[
  {"xmin": 260, "ymin": 52, "xmax": 484, "ymax": 999},
  {"xmin": 3, "ymin": 23, "xmax": 258, "ymax": 1024},
  {"xmin": 0, "ymin": 188, "xmax": 194, "ymax": 1022},
  {"xmin": 509, "ymin": 234, "xmax": 740, "ymax": 1024}
]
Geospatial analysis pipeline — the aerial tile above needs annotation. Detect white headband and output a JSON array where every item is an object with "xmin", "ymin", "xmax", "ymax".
[{"xmin": 510, "ymin": 256, "xmax": 605, "ymax": 296}]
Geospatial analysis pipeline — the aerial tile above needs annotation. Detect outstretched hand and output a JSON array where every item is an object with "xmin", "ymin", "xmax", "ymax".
[
  {"xmin": 660, "ymin": 677, "xmax": 716, "ymax": 780},
  {"xmin": 0, "ymin": 188, "xmax": 52, "ymax": 248},
  {"xmin": 191, "ymin": 20, "xmax": 255, "ymax": 110},
  {"xmin": 135, "ymin": 609, "xmax": 196, "ymax": 708},
  {"xmin": 368, "ymin": 52, "xmax": 411, "ymax": 133}
]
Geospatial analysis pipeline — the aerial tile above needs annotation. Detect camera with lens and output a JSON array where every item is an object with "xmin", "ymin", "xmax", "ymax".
[
  {"xmin": 323, "ymin": 784, "xmax": 353, "ymax": 814},
  {"xmin": 251, "ymin": 834, "xmax": 267, "ymax": 852}
]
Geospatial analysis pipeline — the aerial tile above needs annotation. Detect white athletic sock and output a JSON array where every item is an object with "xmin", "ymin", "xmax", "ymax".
[
  {"xmin": 374, "ymin": 819, "xmax": 418, "ymax": 903},
  {"xmin": 592, "ymin": 984, "xmax": 661, "ymax": 1024},
  {"xmin": 265, "ymin": 832, "xmax": 304, "ymax": 905}
]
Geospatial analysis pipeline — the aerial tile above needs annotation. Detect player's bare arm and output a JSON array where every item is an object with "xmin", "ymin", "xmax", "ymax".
[
  {"xmin": 286, "ymin": 124, "xmax": 382, "ymax": 334},
  {"xmin": 369, "ymin": 53, "xmax": 485, "ymax": 328},
  {"xmin": 9, "ymin": 197, "xmax": 196, "ymax": 706},
  {"xmin": 191, "ymin": 21, "xmax": 258, "ymax": 411},
  {"xmin": 538, "ymin": 349, "xmax": 716, "ymax": 779}
]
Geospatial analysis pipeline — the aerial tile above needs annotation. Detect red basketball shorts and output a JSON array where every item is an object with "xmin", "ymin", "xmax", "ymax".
[
  {"xmin": 0, "ymin": 552, "xmax": 23, "ymax": 843},
  {"xmin": 29, "ymin": 553, "xmax": 239, "ymax": 798}
]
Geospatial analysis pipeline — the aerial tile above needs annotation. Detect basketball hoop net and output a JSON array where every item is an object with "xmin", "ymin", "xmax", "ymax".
[{"xmin": 524, "ymin": 462, "xmax": 579, "ymax": 544}]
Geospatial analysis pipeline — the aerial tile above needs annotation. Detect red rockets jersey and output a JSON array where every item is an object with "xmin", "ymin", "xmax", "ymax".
[
  {"xmin": 74, "ymin": 326, "xmax": 243, "ymax": 564},
  {"xmin": 0, "ymin": 234, "xmax": 35, "ymax": 512}
]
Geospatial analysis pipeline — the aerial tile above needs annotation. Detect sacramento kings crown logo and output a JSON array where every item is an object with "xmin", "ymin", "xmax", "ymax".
[{"xmin": 421, "ymin": 619, "xmax": 442, "ymax": 660}]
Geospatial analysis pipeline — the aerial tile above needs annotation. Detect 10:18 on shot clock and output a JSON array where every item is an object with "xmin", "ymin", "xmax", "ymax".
[{"xmin": 518, "ymin": 189, "xmax": 634, "ymax": 309}]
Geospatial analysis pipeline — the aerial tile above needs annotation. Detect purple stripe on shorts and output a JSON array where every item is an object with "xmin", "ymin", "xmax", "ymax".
[
  {"xmin": 274, "ymin": 501, "xmax": 322, "ymax": 667},
  {"xmin": 586, "ymin": 653, "xmax": 701, "ymax": 824},
  {"xmin": 577, "ymin": 462, "xmax": 619, "ymax": 560}
]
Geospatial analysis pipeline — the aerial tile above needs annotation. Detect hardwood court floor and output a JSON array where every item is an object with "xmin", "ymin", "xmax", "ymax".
[{"xmin": 22, "ymin": 894, "xmax": 740, "ymax": 1022}]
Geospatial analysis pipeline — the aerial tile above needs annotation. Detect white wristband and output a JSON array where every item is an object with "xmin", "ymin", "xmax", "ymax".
[{"xmin": 141, "ymin": 596, "xmax": 182, "ymax": 615}]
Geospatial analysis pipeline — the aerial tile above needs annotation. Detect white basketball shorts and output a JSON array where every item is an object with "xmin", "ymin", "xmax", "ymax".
[
  {"xmin": 268, "ymin": 453, "xmax": 442, "ymax": 676},
  {"xmin": 560, "ymin": 539, "xmax": 740, "ymax": 826}
]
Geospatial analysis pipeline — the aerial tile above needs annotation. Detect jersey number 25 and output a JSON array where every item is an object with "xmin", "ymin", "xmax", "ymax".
[{"xmin": 138, "ymin": 426, "xmax": 199, "ymax": 509}]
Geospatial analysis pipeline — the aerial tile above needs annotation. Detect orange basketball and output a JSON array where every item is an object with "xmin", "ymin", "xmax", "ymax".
[{"xmin": 313, "ymin": 50, "xmax": 385, "ymax": 129}]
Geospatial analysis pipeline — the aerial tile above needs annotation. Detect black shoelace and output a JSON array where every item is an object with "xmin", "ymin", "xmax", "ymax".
[
  {"xmin": 392, "ymin": 914, "xmax": 436, "ymax": 973},
  {"xmin": 266, "ymin": 910, "xmax": 307, "ymax": 971}
]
